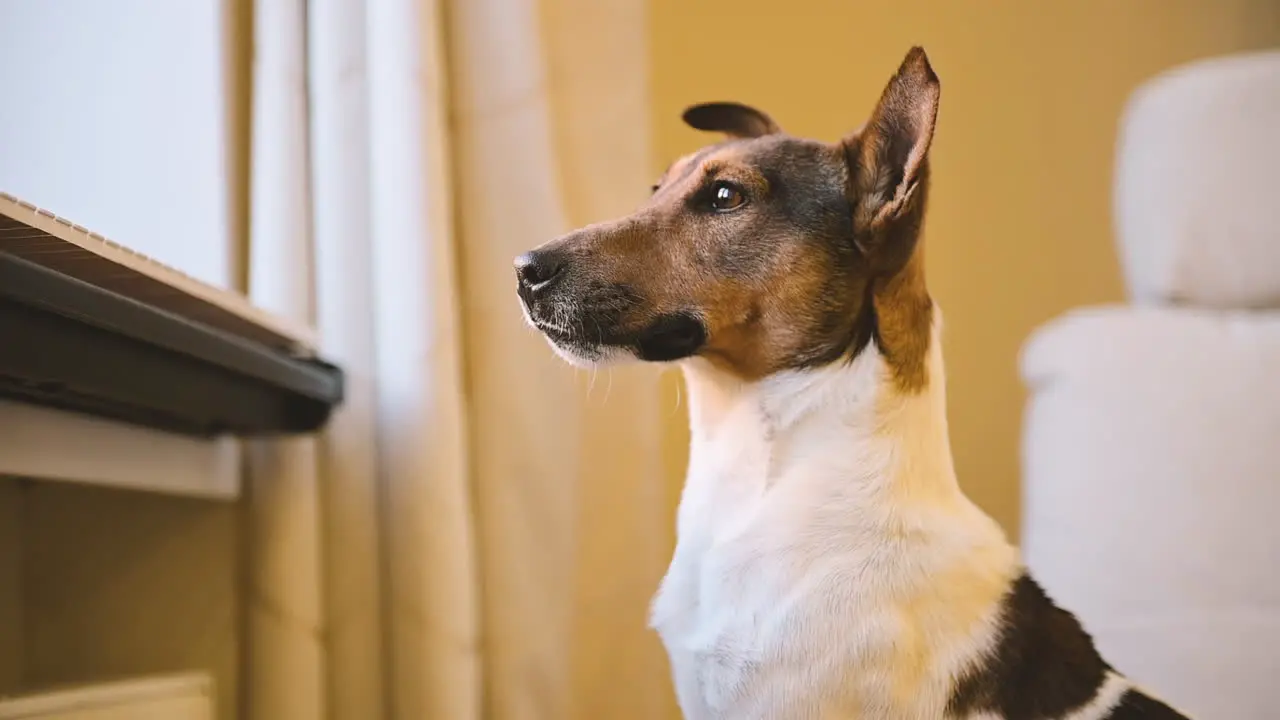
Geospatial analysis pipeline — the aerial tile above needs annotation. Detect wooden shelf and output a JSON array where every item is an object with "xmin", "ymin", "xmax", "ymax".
[
  {"xmin": 0, "ymin": 673, "xmax": 212, "ymax": 719},
  {"xmin": 0, "ymin": 193, "xmax": 343, "ymax": 438}
]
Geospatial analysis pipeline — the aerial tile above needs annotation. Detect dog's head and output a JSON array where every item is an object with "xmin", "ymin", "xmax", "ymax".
[{"xmin": 516, "ymin": 47, "xmax": 940, "ymax": 386}]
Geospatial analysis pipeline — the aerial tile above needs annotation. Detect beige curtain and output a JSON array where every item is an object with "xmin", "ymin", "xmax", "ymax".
[
  {"xmin": 450, "ymin": 1, "xmax": 679, "ymax": 718},
  {"xmin": 246, "ymin": 0, "xmax": 680, "ymax": 718}
]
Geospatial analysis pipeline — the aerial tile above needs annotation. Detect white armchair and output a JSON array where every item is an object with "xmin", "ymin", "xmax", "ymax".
[{"xmin": 1019, "ymin": 50, "xmax": 1280, "ymax": 720}]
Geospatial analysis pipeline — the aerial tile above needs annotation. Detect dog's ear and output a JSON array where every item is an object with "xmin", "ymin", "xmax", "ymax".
[
  {"xmin": 843, "ymin": 47, "xmax": 940, "ymax": 236},
  {"xmin": 682, "ymin": 102, "xmax": 781, "ymax": 139}
]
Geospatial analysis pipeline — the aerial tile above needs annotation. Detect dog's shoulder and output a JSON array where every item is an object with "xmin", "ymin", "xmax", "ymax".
[{"xmin": 949, "ymin": 571, "xmax": 1191, "ymax": 719}]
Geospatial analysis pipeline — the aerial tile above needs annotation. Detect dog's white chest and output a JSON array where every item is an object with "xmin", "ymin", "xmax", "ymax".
[
  {"xmin": 648, "ymin": 362, "xmax": 1013, "ymax": 720},
  {"xmin": 649, "ymin": 484, "xmax": 935, "ymax": 718},
  {"xmin": 648, "ymin": 439, "xmax": 934, "ymax": 717}
]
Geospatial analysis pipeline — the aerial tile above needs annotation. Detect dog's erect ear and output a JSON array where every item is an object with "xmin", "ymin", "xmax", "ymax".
[
  {"xmin": 844, "ymin": 47, "xmax": 940, "ymax": 235},
  {"xmin": 682, "ymin": 102, "xmax": 781, "ymax": 139}
]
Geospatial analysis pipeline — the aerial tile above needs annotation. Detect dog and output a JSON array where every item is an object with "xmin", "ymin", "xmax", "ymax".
[{"xmin": 515, "ymin": 47, "xmax": 1189, "ymax": 720}]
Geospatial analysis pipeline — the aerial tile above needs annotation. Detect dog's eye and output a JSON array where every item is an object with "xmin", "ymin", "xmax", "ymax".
[{"xmin": 710, "ymin": 181, "xmax": 747, "ymax": 212}]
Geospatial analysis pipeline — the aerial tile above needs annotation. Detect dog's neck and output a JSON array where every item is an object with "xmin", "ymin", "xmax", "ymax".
[{"xmin": 677, "ymin": 312, "xmax": 980, "ymax": 532}]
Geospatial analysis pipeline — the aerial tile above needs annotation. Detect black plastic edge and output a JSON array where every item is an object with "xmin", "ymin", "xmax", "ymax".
[{"xmin": 0, "ymin": 251, "xmax": 345, "ymax": 437}]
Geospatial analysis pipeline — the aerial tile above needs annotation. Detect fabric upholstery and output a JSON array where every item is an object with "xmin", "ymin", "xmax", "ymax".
[
  {"xmin": 1021, "ymin": 306, "xmax": 1280, "ymax": 719},
  {"xmin": 1114, "ymin": 51, "xmax": 1280, "ymax": 309}
]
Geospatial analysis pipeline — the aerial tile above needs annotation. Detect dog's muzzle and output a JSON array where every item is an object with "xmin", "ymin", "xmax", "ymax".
[
  {"xmin": 514, "ymin": 248, "xmax": 567, "ymax": 306},
  {"xmin": 513, "ymin": 246, "xmax": 596, "ymax": 359},
  {"xmin": 514, "ymin": 246, "xmax": 708, "ymax": 364}
]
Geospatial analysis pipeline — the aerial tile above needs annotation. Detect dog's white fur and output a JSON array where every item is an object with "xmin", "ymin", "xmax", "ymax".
[{"xmin": 646, "ymin": 310, "xmax": 1129, "ymax": 719}]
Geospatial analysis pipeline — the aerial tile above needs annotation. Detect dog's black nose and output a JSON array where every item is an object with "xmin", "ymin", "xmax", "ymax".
[{"xmin": 514, "ymin": 250, "xmax": 566, "ymax": 293}]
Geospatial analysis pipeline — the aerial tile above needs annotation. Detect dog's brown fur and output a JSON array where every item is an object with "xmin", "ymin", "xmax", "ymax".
[{"xmin": 516, "ymin": 48, "xmax": 940, "ymax": 392}]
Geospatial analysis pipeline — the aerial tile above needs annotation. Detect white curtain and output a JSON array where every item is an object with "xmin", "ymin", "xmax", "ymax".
[
  {"xmin": 363, "ymin": 0, "xmax": 481, "ymax": 717},
  {"xmin": 246, "ymin": 1, "xmax": 674, "ymax": 719}
]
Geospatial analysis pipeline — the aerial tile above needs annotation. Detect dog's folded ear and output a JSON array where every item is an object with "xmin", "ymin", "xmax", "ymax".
[
  {"xmin": 682, "ymin": 102, "xmax": 781, "ymax": 139},
  {"xmin": 843, "ymin": 47, "xmax": 940, "ymax": 237}
]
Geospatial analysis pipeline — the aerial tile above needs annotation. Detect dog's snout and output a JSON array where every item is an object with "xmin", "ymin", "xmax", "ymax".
[{"xmin": 514, "ymin": 250, "xmax": 567, "ymax": 294}]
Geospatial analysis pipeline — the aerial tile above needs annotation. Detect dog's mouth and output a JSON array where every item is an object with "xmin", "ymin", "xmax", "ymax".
[
  {"xmin": 518, "ymin": 292, "xmax": 607, "ymax": 364},
  {"xmin": 531, "ymin": 319, "xmax": 587, "ymax": 349},
  {"xmin": 521, "ymin": 291, "xmax": 706, "ymax": 366}
]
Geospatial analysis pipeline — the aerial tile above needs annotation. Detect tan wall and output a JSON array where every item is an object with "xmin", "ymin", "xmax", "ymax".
[{"xmin": 650, "ymin": 0, "xmax": 1280, "ymax": 535}]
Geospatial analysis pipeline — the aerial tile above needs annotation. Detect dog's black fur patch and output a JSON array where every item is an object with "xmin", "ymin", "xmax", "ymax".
[
  {"xmin": 1103, "ymin": 689, "xmax": 1189, "ymax": 719},
  {"xmin": 949, "ymin": 573, "xmax": 1114, "ymax": 719},
  {"xmin": 634, "ymin": 311, "xmax": 707, "ymax": 362}
]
